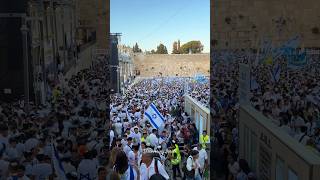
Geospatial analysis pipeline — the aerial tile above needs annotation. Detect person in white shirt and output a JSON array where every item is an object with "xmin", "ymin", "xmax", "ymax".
[
  {"xmin": 109, "ymin": 128, "xmax": 115, "ymax": 147},
  {"xmin": 114, "ymin": 151, "xmax": 139, "ymax": 180},
  {"xmin": 147, "ymin": 129, "xmax": 159, "ymax": 149},
  {"xmin": 291, "ymin": 112, "xmax": 305, "ymax": 133},
  {"xmin": 77, "ymin": 151, "xmax": 98, "ymax": 180},
  {"xmin": 0, "ymin": 124, "xmax": 9, "ymax": 151},
  {"xmin": 123, "ymin": 137, "xmax": 133, "ymax": 157},
  {"xmin": 294, "ymin": 126, "xmax": 310, "ymax": 146},
  {"xmin": 30, "ymin": 154, "xmax": 53, "ymax": 180},
  {"xmin": 6, "ymin": 163, "xmax": 31, "ymax": 180},
  {"xmin": 129, "ymin": 127, "xmax": 141, "ymax": 145},
  {"xmin": 185, "ymin": 150, "xmax": 201, "ymax": 180},
  {"xmin": 5, "ymin": 138, "xmax": 21, "ymax": 161},
  {"xmin": 139, "ymin": 152, "xmax": 169, "ymax": 180},
  {"xmin": 194, "ymin": 144, "xmax": 208, "ymax": 176},
  {"xmin": 280, "ymin": 118, "xmax": 295, "ymax": 137},
  {"xmin": 227, "ymin": 155, "xmax": 239, "ymax": 179},
  {"xmin": 128, "ymin": 144, "xmax": 140, "ymax": 167},
  {"xmin": 114, "ymin": 120, "xmax": 123, "ymax": 137},
  {"xmin": 0, "ymin": 152, "xmax": 9, "ymax": 179},
  {"xmin": 24, "ymin": 136, "xmax": 39, "ymax": 152}
]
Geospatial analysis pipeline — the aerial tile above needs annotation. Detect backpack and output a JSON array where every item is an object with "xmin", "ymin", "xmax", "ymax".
[{"xmin": 181, "ymin": 156, "xmax": 195, "ymax": 178}]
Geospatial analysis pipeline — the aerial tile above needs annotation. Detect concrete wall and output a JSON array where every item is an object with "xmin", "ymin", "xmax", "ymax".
[
  {"xmin": 184, "ymin": 95, "xmax": 211, "ymax": 137},
  {"xmin": 133, "ymin": 53, "xmax": 210, "ymax": 77},
  {"xmin": 239, "ymin": 105, "xmax": 320, "ymax": 180}
]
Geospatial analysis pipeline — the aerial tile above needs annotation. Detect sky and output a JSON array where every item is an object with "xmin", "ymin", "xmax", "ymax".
[{"xmin": 111, "ymin": 0, "xmax": 210, "ymax": 53}]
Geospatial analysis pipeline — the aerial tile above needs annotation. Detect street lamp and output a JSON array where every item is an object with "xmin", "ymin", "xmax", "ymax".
[{"xmin": 21, "ymin": 21, "xmax": 30, "ymax": 114}]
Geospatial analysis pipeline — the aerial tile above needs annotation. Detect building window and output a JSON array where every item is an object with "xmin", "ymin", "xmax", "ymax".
[
  {"xmin": 288, "ymin": 168, "xmax": 298, "ymax": 180},
  {"xmin": 250, "ymin": 131, "xmax": 257, "ymax": 172},
  {"xmin": 275, "ymin": 156, "xmax": 284, "ymax": 180}
]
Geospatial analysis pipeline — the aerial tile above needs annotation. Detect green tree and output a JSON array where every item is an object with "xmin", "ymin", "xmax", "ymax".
[
  {"xmin": 180, "ymin": 41, "xmax": 204, "ymax": 54},
  {"xmin": 133, "ymin": 43, "xmax": 142, "ymax": 53},
  {"xmin": 151, "ymin": 49, "xmax": 156, "ymax": 54},
  {"xmin": 172, "ymin": 41, "xmax": 180, "ymax": 54},
  {"xmin": 156, "ymin": 43, "xmax": 168, "ymax": 54}
]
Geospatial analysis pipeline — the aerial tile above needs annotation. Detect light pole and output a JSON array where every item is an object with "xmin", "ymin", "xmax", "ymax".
[{"xmin": 21, "ymin": 19, "xmax": 30, "ymax": 114}]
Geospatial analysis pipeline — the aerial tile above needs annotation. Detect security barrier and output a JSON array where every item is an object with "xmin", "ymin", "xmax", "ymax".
[{"xmin": 184, "ymin": 95, "xmax": 210, "ymax": 138}]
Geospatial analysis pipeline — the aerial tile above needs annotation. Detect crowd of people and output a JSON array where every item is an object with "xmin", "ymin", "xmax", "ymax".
[
  {"xmin": 110, "ymin": 77, "xmax": 210, "ymax": 180},
  {"xmin": 0, "ymin": 58, "xmax": 213, "ymax": 180},
  {"xmin": 209, "ymin": 51, "xmax": 320, "ymax": 179},
  {"xmin": 250, "ymin": 55, "xmax": 320, "ymax": 153},
  {"xmin": 209, "ymin": 61, "xmax": 258, "ymax": 180},
  {"xmin": 186, "ymin": 79, "xmax": 210, "ymax": 108}
]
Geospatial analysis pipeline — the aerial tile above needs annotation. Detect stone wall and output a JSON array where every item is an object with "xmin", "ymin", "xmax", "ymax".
[
  {"xmin": 65, "ymin": 43, "xmax": 96, "ymax": 79},
  {"xmin": 133, "ymin": 54, "xmax": 210, "ymax": 77},
  {"xmin": 211, "ymin": 0, "xmax": 320, "ymax": 50}
]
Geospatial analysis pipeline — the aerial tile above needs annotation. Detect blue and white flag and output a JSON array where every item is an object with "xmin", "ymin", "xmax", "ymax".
[
  {"xmin": 270, "ymin": 63, "xmax": 281, "ymax": 83},
  {"xmin": 126, "ymin": 107, "xmax": 133, "ymax": 123},
  {"xmin": 144, "ymin": 103, "xmax": 165, "ymax": 129},
  {"xmin": 52, "ymin": 143, "xmax": 67, "ymax": 180}
]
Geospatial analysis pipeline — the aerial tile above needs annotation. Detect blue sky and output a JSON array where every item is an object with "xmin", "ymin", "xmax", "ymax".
[{"xmin": 111, "ymin": 0, "xmax": 210, "ymax": 53}]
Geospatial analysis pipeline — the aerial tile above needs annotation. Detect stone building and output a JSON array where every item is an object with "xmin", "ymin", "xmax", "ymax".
[{"xmin": 0, "ymin": 0, "xmax": 110, "ymax": 105}]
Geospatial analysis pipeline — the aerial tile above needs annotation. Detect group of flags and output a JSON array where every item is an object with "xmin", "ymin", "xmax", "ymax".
[{"xmin": 256, "ymin": 35, "xmax": 308, "ymax": 84}]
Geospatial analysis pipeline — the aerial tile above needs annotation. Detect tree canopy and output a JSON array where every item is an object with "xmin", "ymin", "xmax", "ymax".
[
  {"xmin": 156, "ymin": 43, "xmax": 168, "ymax": 54},
  {"xmin": 180, "ymin": 41, "xmax": 203, "ymax": 54},
  {"xmin": 133, "ymin": 43, "xmax": 142, "ymax": 53}
]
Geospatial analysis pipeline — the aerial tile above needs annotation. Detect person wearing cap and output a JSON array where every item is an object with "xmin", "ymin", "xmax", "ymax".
[{"xmin": 199, "ymin": 130, "xmax": 210, "ymax": 149}]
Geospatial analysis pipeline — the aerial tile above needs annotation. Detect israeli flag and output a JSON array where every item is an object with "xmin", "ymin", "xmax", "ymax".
[
  {"xmin": 51, "ymin": 143, "xmax": 67, "ymax": 180},
  {"xmin": 270, "ymin": 63, "xmax": 281, "ymax": 83},
  {"xmin": 126, "ymin": 107, "xmax": 133, "ymax": 123},
  {"xmin": 144, "ymin": 103, "xmax": 165, "ymax": 129}
]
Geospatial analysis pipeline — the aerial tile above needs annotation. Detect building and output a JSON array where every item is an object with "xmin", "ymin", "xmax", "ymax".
[
  {"xmin": 239, "ymin": 104, "xmax": 320, "ymax": 180},
  {"xmin": 0, "ymin": 0, "xmax": 77, "ymax": 104},
  {"xmin": 0, "ymin": 0, "xmax": 110, "ymax": 106},
  {"xmin": 119, "ymin": 53, "xmax": 134, "ymax": 93},
  {"xmin": 0, "ymin": 1, "xmax": 31, "ymax": 102},
  {"xmin": 109, "ymin": 33, "xmax": 135, "ymax": 93},
  {"xmin": 211, "ymin": 0, "xmax": 320, "ymax": 50}
]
